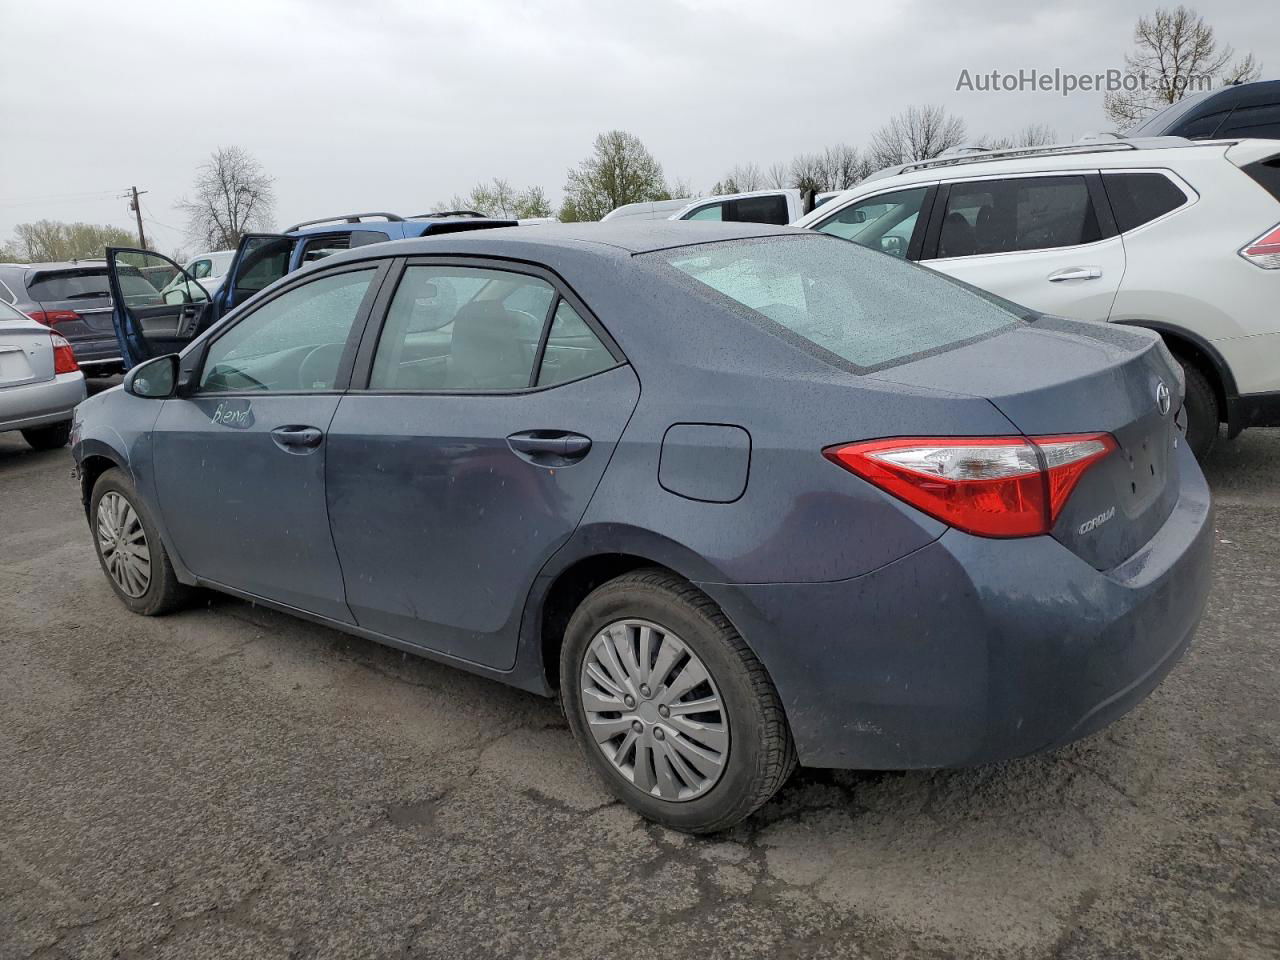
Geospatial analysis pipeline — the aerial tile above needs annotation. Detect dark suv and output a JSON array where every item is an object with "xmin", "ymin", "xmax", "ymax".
[
  {"xmin": 1129, "ymin": 79, "xmax": 1280, "ymax": 140},
  {"xmin": 0, "ymin": 260, "xmax": 151, "ymax": 376}
]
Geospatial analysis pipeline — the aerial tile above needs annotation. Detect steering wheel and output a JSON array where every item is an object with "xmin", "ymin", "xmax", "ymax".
[{"xmin": 297, "ymin": 342, "xmax": 346, "ymax": 390}]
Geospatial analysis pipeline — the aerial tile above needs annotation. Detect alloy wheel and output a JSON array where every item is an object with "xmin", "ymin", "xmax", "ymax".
[
  {"xmin": 96, "ymin": 491, "xmax": 151, "ymax": 598},
  {"xmin": 579, "ymin": 618, "xmax": 729, "ymax": 801}
]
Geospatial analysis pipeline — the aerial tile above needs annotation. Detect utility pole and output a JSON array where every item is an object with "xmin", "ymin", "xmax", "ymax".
[{"xmin": 124, "ymin": 186, "xmax": 148, "ymax": 249}]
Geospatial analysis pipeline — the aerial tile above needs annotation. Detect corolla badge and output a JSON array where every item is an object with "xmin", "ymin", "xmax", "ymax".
[{"xmin": 1155, "ymin": 380, "xmax": 1171, "ymax": 417}]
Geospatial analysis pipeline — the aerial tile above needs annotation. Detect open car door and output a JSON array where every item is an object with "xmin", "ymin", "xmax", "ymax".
[
  {"xmin": 216, "ymin": 233, "xmax": 294, "ymax": 316},
  {"xmin": 105, "ymin": 248, "xmax": 213, "ymax": 370}
]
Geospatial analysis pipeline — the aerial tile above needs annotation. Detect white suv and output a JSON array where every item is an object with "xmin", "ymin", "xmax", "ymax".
[{"xmin": 793, "ymin": 137, "xmax": 1280, "ymax": 457}]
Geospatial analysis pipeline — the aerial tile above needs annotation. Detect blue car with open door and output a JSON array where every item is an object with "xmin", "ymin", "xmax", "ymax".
[{"xmin": 107, "ymin": 211, "xmax": 515, "ymax": 368}]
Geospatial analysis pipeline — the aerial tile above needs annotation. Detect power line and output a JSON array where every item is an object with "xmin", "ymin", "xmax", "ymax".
[{"xmin": 0, "ymin": 188, "xmax": 128, "ymax": 209}]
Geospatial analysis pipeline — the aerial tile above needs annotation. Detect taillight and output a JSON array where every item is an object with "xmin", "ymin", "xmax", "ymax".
[
  {"xmin": 1240, "ymin": 223, "xmax": 1280, "ymax": 269},
  {"xmin": 824, "ymin": 434, "xmax": 1116, "ymax": 538},
  {"xmin": 51, "ymin": 333, "xmax": 79, "ymax": 374},
  {"xmin": 28, "ymin": 309, "xmax": 81, "ymax": 326}
]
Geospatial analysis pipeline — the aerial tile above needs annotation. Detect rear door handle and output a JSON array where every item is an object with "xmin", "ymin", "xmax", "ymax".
[
  {"xmin": 270, "ymin": 426, "xmax": 324, "ymax": 450},
  {"xmin": 507, "ymin": 431, "xmax": 592, "ymax": 464},
  {"xmin": 1048, "ymin": 267, "xmax": 1103, "ymax": 282}
]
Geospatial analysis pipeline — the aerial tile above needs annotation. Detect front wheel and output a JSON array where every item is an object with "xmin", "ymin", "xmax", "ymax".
[
  {"xmin": 560, "ymin": 569, "xmax": 796, "ymax": 833},
  {"xmin": 90, "ymin": 468, "xmax": 189, "ymax": 615}
]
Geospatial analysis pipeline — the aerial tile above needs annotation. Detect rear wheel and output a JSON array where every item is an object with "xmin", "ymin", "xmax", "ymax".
[
  {"xmin": 21, "ymin": 421, "xmax": 71, "ymax": 450},
  {"xmin": 1176, "ymin": 358, "xmax": 1219, "ymax": 460},
  {"xmin": 90, "ymin": 468, "xmax": 189, "ymax": 615},
  {"xmin": 560, "ymin": 568, "xmax": 796, "ymax": 833}
]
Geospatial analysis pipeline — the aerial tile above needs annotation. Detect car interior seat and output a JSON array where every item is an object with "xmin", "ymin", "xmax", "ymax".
[
  {"xmin": 445, "ymin": 301, "xmax": 531, "ymax": 389},
  {"xmin": 939, "ymin": 211, "xmax": 978, "ymax": 258}
]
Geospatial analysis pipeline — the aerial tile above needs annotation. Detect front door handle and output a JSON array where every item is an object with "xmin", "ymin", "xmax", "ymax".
[
  {"xmin": 507, "ymin": 431, "xmax": 592, "ymax": 464},
  {"xmin": 1048, "ymin": 266, "xmax": 1103, "ymax": 282},
  {"xmin": 270, "ymin": 425, "xmax": 324, "ymax": 451}
]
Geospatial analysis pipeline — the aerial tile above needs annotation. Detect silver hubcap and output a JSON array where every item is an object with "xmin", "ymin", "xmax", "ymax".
[
  {"xmin": 579, "ymin": 618, "xmax": 728, "ymax": 802},
  {"xmin": 96, "ymin": 491, "xmax": 151, "ymax": 598}
]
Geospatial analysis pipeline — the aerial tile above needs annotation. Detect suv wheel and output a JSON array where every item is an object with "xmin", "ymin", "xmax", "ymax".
[
  {"xmin": 21, "ymin": 421, "xmax": 71, "ymax": 450},
  {"xmin": 560, "ymin": 568, "xmax": 796, "ymax": 833},
  {"xmin": 90, "ymin": 468, "xmax": 189, "ymax": 615},
  {"xmin": 1177, "ymin": 359, "xmax": 1219, "ymax": 460}
]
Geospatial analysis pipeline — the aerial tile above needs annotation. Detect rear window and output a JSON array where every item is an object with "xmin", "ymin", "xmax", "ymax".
[
  {"xmin": 26, "ymin": 269, "xmax": 111, "ymax": 301},
  {"xmin": 654, "ymin": 235, "xmax": 1019, "ymax": 372},
  {"xmin": 0, "ymin": 299, "xmax": 29, "ymax": 322},
  {"xmin": 1103, "ymin": 173, "xmax": 1189, "ymax": 232}
]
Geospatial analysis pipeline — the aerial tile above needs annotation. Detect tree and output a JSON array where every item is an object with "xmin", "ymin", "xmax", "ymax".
[
  {"xmin": 562, "ymin": 130, "xmax": 669, "ymax": 221},
  {"xmin": 177, "ymin": 146, "xmax": 275, "ymax": 250},
  {"xmin": 981, "ymin": 124, "xmax": 1059, "ymax": 151},
  {"xmin": 711, "ymin": 162, "xmax": 765, "ymax": 195},
  {"xmin": 443, "ymin": 179, "xmax": 555, "ymax": 219},
  {"xmin": 0, "ymin": 220, "xmax": 137, "ymax": 263},
  {"xmin": 868, "ymin": 105, "xmax": 968, "ymax": 170},
  {"xmin": 785, "ymin": 144, "xmax": 867, "ymax": 193},
  {"xmin": 1104, "ymin": 5, "xmax": 1261, "ymax": 129},
  {"xmin": 765, "ymin": 161, "xmax": 789, "ymax": 189}
]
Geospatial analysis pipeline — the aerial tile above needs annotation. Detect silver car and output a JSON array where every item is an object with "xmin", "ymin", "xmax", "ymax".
[{"xmin": 0, "ymin": 299, "xmax": 86, "ymax": 449}]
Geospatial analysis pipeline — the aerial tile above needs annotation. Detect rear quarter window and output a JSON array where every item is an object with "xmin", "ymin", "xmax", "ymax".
[
  {"xmin": 653, "ymin": 234, "xmax": 1020, "ymax": 372},
  {"xmin": 1103, "ymin": 173, "xmax": 1189, "ymax": 232}
]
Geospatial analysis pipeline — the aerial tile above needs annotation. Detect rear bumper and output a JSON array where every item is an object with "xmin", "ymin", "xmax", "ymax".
[
  {"xmin": 66, "ymin": 334, "xmax": 122, "ymax": 370},
  {"xmin": 0, "ymin": 372, "xmax": 87, "ymax": 432},
  {"xmin": 700, "ymin": 442, "xmax": 1214, "ymax": 769}
]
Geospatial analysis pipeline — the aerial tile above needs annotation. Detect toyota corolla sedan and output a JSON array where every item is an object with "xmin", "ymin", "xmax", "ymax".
[{"xmin": 72, "ymin": 221, "xmax": 1213, "ymax": 833}]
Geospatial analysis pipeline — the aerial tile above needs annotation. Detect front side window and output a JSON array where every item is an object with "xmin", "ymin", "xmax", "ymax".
[
  {"xmin": 369, "ymin": 266, "xmax": 555, "ymax": 390},
  {"xmin": 656, "ymin": 234, "xmax": 1018, "ymax": 372},
  {"xmin": 814, "ymin": 187, "xmax": 929, "ymax": 258},
  {"xmin": 199, "ymin": 269, "xmax": 374, "ymax": 392},
  {"xmin": 1103, "ymin": 173, "xmax": 1188, "ymax": 232},
  {"xmin": 685, "ymin": 203, "xmax": 725, "ymax": 221},
  {"xmin": 935, "ymin": 176, "xmax": 1101, "ymax": 258},
  {"xmin": 190, "ymin": 259, "xmax": 213, "ymax": 279}
]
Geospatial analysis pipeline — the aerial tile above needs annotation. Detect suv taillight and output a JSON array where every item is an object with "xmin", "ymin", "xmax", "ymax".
[
  {"xmin": 1240, "ymin": 223, "xmax": 1280, "ymax": 269},
  {"xmin": 51, "ymin": 333, "xmax": 79, "ymax": 374},
  {"xmin": 824, "ymin": 434, "xmax": 1116, "ymax": 538},
  {"xmin": 28, "ymin": 309, "xmax": 81, "ymax": 326}
]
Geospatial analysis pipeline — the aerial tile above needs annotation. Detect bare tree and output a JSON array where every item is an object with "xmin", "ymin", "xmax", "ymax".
[
  {"xmin": 788, "ymin": 152, "xmax": 829, "ymax": 194},
  {"xmin": 868, "ymin": 105, "xmax": 968, "ymax": 171},
  {"xmin": 765, "ymin": 161, "xmax": 789, "ymax": 189},
  {"xmin": 562, "ymin": 131, "xmax": 668, "ymax": 221},
  {"xmin": 711, "ymin": 162, "xmax": 765, "ymax": 195},
  {"xmin": 1105, "ymin": 5, "xmax": 1260, "ymax": 129},
  {"xmin": 446, "ymin": 179, "xmax": 554, "ymax": 218},
  {"xmin": 177, "ymin": 146, "xmax": 275, "ymax": 250},
  {"xmin": 981, "ymin": 124, "xmax": 1060, "ymax": 151}
]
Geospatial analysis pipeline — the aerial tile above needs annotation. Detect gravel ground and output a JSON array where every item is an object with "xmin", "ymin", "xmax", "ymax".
[{"xmin": 2, "ymin": 395, "xmax": 1277, "ymax": 959}]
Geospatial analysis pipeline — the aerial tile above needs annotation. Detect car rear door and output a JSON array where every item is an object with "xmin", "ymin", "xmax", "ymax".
[
  {"xmin": 919, "ymin": 173, "xmax": 1126, "ymax": 322},
  {"xmin": 105, "ymin": 249, "xmax": 214, "ymax": 369},
  {"xmin": 325, "ymin": 258, "xmax": 639, "ymax": 670}
]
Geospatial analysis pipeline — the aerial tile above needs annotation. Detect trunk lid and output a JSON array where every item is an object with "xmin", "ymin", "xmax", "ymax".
[
  {"xmin": 0, "ymin": 320, "xmax": 56, "ymax": 387},
  {"xmin": 869, "ymin": 317, "xmax": 1183, "ymax": 570}
]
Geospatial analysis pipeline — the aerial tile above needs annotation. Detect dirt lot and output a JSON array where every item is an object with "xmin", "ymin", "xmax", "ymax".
[{"xmin": 2, "ymin": 398, "xmax": 1277, "ymax": 959}]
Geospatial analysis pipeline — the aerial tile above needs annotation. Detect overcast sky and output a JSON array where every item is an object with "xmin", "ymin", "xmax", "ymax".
[{"xmin": 2, "ymin": 0, "xmax": 1275, "ymax": 257}]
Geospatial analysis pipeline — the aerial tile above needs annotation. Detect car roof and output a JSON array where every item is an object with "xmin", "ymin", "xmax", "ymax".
[{"xmin": 316, "ymin": 220, "xmax": 806, "ymax": 265}]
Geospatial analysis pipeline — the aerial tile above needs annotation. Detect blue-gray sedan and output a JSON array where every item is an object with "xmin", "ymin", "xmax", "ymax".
[{"xmin": 72, "ymin": 222, "xmax": 1213, "ymax": 832}]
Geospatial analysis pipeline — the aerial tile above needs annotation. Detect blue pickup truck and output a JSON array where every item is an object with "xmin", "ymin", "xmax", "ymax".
[{"xmin": 108, "ymin": 211, "xmax": 515, "ymax": 368}]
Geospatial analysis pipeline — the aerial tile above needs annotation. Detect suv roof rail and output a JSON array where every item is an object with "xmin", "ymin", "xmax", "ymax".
[
  {"xmin": 409, "ymin": 210, "xmax": 490, "ymax": 219},
  {"xmin": 284, "ymin": 212, "xmax": 405, "ymax": 231},
  {"xmin": 895, "ymin": 141, "xmax": 1142, "ymax": 175}
]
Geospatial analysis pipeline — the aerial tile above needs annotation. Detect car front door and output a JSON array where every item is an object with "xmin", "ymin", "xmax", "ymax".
[
  {"xmin": 151, "ymin": 261, "xmax": 389, "ymax": 621},
  {"xmin": 920, "ymin": 174, "xmax": 1126, "ymax": 322},
  {"xmin": 325, "ymin": 259, "xmax": 639, "ymax": 670},
  {"xmin": 215, "ymin": 233, "xmax": 295, "ymax": 317},
  {"xmin": 106, "ymin": 249, "xmax": 214, "ymax": 368}
]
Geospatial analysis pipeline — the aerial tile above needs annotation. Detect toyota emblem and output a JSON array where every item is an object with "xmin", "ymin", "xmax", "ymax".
[{"xmin": 1155, "ymin": 380, "xmax": 1171, "ymax": 417}]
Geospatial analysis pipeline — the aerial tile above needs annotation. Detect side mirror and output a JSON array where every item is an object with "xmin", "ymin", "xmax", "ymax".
[
  {"xmin": 124, "ymin": 354, "xmax": 180, "ymax": 399},
  {"xmin": 849, "ymin": 210, "xmax": 868, "ymax": 223},
  {"xmin": 880, "ymin": 235, "xmax": 905, "ymax": 256}
]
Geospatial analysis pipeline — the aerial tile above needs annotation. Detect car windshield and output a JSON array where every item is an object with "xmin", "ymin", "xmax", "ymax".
[{"xmin": 654, "ymin": 234, "xmax": 1020, "ymax": 371}]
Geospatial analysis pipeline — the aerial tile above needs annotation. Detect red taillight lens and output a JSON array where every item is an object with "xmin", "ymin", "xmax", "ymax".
[
  {"xmin": 51, "ymin": 333, "xmax": 79, "ymax": 374},
  {"xmin": 824, "ymin": 434, "xmax": 1116, "ymax": 538},
  {"xmin": 1240, "ymin": 223, "xmax": 1280, "ymax": 269},
  {"xmin": 28, "ymin": 309, "xmax": 81, "ymax": 326}
]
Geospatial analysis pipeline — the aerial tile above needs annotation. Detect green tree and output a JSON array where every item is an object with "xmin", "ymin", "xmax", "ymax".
[
  {"xmin": 436, "ymin": 180, "xmax": 554, "ymax": 219},
  {"xmin": 1, "ymin": 219, "xmax": 137, "ymax": 263},
  {"xmin": 563, "ymin": 130, "xmax": 669, "ymax": 221}
]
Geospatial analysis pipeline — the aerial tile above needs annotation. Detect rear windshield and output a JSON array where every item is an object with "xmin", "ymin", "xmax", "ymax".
[
  {"xmin": 653, "ymin": 234, "xmax": 1020, "ymax": 372},
  {"xmin": 26, "ymin": 269, "xmax": 111, "ymax": 301},
  {"xmin": 0, "ymin": 300, "xmax": 28, "ymax": 322}
]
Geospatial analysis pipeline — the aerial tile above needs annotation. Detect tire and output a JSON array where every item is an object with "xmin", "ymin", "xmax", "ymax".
[
  {"xmin": 21, "ymin": 421, "xmax": 71, "ymax": 451},
  {"xmin": 90, "ymin": 468, "xmax": 189, "ymax": 616},
  {"xmin": 560, "ymin": 568, "xmax": 796, "ymax": 833},
  {"xmin": 1177, "ymin": 358, "xmax": 1219, "ymax": 460}
]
